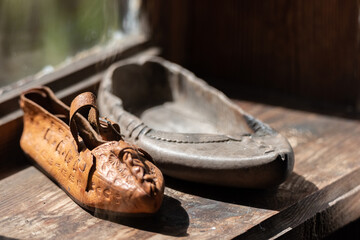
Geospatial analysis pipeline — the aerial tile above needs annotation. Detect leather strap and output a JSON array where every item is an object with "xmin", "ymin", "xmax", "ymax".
[{"xmin": 69, "ymin": 92, "xmax": 100, "ymax": 150}]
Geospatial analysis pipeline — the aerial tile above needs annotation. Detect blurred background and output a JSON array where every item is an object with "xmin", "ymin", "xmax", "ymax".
[
  {"xmin": 145, "ymin": 0, "xmax": 360, "ymax": 116},
  {"xmin": 0, "ymin": 0, "xmax": 144, "ymax": 88},
  {"xmin": 1, "ymin": 0, "xmax": 359, "ymax": 116}
]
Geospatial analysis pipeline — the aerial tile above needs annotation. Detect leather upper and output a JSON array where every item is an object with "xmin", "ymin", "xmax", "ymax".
[
  {"xmin": 98, "ymin": 56, "xmax": 294, "ymax": 188},
  {"xmin": 20, "ymin": 87, "xmax": 164, "ymax": 214}
]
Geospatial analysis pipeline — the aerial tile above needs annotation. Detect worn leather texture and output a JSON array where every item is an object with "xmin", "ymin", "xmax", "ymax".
[
  {"xmin": 20, "ymin": 87, "xmax": 164, "ymax": 214},
  {"xmin": 98, "ymin": 56, "xmax": 295, "ymax": 188}
]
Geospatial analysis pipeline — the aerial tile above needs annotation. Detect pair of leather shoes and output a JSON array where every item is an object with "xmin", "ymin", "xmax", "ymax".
[{"xmin": 19, "ymin": 57, "xmax": 294, "ymax": 215}]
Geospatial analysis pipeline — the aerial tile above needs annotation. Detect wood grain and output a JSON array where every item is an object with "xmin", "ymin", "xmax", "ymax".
[
  {"xmin": 146, "ymin": 0, "xmax": 360, "ymax": 111},
  {"xmin": 1, "ymin": 99, "xmax": 360, "ymax": 239}
]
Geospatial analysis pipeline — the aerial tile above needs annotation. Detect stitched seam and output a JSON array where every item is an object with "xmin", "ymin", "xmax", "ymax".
[
  {"xmin": 116, "ymin": 112, "xmax": 124, "ymax": 122},
  {"xmin": 136, "ymin": 126, "xmax": 149, "ymax": 140},
  {"xmin": 129, "ymin": 123, "xmax": 144, "ymax": 138},
  {"xmin": 126, "ymin": 120, "xmax": 135, "ymax": 130},
  {"xmin": 145, "ymin": 134, "xmax": 243, "ymax": 144}
]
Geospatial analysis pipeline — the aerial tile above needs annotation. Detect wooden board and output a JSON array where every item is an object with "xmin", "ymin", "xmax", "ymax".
[
  {"xmin": 1, "ymin": 100, "xmax": 360, "ymax": 239},
  {"xmin": 147, "ymin": 0, "xmax": 360, "ymax": 110}
]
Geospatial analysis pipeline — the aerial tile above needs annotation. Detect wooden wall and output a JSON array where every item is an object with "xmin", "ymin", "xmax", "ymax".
[{"xmin": 145, "ymin": 0, "xmax": 360, "ymax": 113}]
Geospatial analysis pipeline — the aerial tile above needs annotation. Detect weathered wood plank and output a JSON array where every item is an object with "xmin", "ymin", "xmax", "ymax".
[
  {"xmin": 0, "ymin": 167, "xmax": 275, "ymax": 239},
  {"xmin": 1, "ymin": 100, "xmax": 360, "ymax": 239},
  {"xmin": 279, "ymin": 183, "xmax": 360, "ymax": 239}
]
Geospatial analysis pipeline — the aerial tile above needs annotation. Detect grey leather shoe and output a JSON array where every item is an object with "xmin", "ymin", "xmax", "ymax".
[{"xmin": 98, "ymin": 56, "xmax": 294, "ymax": 188}]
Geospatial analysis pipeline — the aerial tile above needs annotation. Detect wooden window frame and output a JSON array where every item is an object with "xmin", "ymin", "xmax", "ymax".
[{"xmin": 0, "ymin": 34, "xmax": 156, "ymax": 179}]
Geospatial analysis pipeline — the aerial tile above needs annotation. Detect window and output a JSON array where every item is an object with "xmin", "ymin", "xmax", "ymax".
[
  {"xmin": 0, "ymin": 0, "xmax": 146, "ymax": 94},
  {"xmin": 0, "ymin": 0, "xmax": 150, "ymax": 170}
]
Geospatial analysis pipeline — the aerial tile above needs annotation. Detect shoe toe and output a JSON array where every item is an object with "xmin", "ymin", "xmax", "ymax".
[{"xmin": 89, "ymin": 141, "xmax": 164, "ymax": 213}]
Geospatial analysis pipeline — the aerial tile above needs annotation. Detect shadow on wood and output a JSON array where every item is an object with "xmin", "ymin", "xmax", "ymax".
[
  {"xmin": 91, "ymin": 195, "xmax": 189, "ymax": 237},
  {"xmin": 0, "ymin": 236, "xmax": 18, "ymax": 240},
  {"xmin": 23, "ymin": 152, "xmax": 190, "ymax": 237},
  {"xmin": 165, "ymin": 171, "xmax": 318, "ymax": 211}
]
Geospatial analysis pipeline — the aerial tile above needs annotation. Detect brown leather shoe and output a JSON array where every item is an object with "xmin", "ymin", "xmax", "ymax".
[{"xmin": 20, "ymin": 87, "xmax": 164, "ymax": 214}]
